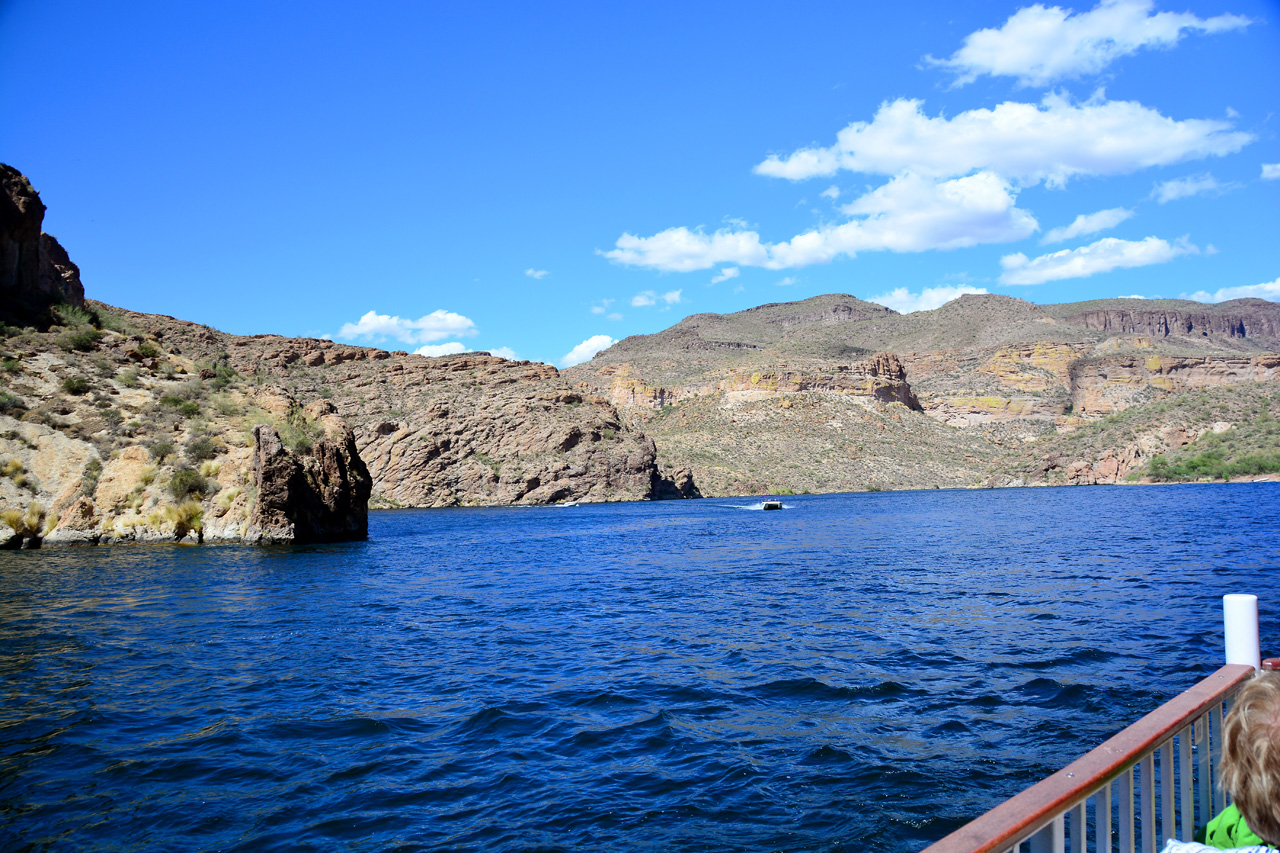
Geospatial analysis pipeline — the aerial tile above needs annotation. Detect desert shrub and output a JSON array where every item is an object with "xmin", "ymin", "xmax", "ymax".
[
  {"xmin": 168, "ymin": 467, "xmax": 212, "ymax": 501},
  {"xmin": 210, "ymin": 363, "xmax": 238, "ymax": 390},
  {"xmin": 149, "ymin": 440, "xmax": 175, "ymax": 462},
  {"xmin": 138, "ymin": 465, "xmax": 157, "ymax": 486},
  {"xmin": 52, "ymin": 304, "xmax": 95, "ymax": 327},
  {"xmin": 1, "ymin": 502, "xmax": 45, "ymax": 537},
  {"xmin": 185, "ymin": 436, "xmax": 219, "ymax": 462},
  {"xmin": 199, "ymin": 460, "xmax": 221, "ymax": 478},
  {"xmin": 137, "ymin": 340, "xmax": 161, "ymax": 359},
  {"xmin": 97, "ymin": 310, "xmax": 132, "ymax": 334},
  {"xmin": 116, "ymin": 368, "xmax": 139, "ymax": 388},
  {"xmin": 0, "ymin": 391, "xmax": 23, "ymax": 413},
  {"xmin": 61, "ymin": 376, "xmax": 90, "ymax": 395},
  {"xmin": 102, "ymin": 408, "xmax": 124, "ymax": 426},
  {"xmin": 211, "ymin": 394, "xmax": 241, "ymax": 416},
  {"xmin": 81, "ymin": 458, "xmax": 102, "ymax": 495},
  {"xmin": 178, "ymin": 401, "xmax": 200, "ymax": 418},
  {"xmin": 58, "ymin": 328, "xmax": 103, "ymax": 352},
  {"xmin": 165, "ymin": 500, "xmax": 204, "ymax": 539},
  {"xmin": 1, "ymin": 358, "xmax": 19, "ymax": 373}
]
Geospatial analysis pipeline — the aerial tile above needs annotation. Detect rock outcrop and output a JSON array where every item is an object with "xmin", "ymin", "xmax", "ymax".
[
  {"xmin": 247, "ymin": 399, "xmax": 372, "ymax": 542},
  {"xmin": 1, "ymin": 164, "xmax": 84, "ymax": 325},
  {"xmin": 1062, "ymin": 301, "xmax": 1280, "ymax": 342}
]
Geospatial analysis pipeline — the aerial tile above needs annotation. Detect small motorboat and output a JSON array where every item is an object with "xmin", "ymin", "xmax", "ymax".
[{"xmin": 761, "ymin": 499, "xmax": 783, "ymax": 510}]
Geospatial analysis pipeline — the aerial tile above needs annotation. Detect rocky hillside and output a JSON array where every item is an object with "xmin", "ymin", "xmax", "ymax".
[
  {"xmin": 0, "ymin": 164, "xmax": 691, "ymax": 547},
  {"xmin": 567, "ymin": 293, "xmax": 1280, "ymax": 494},
  {"xmin": 0, "ymin": 301, "xmax": 687, "ymax": 545}
]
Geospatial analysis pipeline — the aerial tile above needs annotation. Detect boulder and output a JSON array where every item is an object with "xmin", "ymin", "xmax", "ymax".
[{"xmin": 45, "ymin": 497, "xmax": 100, "ymax": 544}]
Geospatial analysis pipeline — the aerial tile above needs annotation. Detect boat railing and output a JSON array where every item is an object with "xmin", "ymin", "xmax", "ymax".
[{"xmin": 920, "ymin": 662, "xmax": 1258, "ymax": 853}]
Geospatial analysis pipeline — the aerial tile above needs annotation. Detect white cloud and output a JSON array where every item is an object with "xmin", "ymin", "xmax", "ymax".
[
  {"xmin": 631, "ymin": 289, "xmax": 685, "ymax": 306},
  {"xmin": 590, "ymin": 306, "xmax": 605, "ymax": 314},
  {"xmin": 607, "ymin": 312, "xmax": 623, "ymax": 321},
  {"xmin": 926, "ymin": 0, "xmax": 1251, "ymax": 88},
  {"xmin": 752, "ymin": 95, "xmax": 1252, "ymax": 187},
  {"xmin": 1000, "ymin": 235, "xmax": 1197, "ymax": 285},
  {"xmin": 776, "ymin": 276, "xmax": 798, "ymax": 286},
  {"xmin": 710, "ymin": 267, "xmax": 740, "ymax": 284},
  {"xmin": 1152, "ymin": 173, "xmax": 1224, "ymax": 203},
  {"xmin": 338, "ymin": 309, "xmax": 479, "ymax": 344},
  {"xmin": 525, "ymin": 268, "xmax": 549, "ymax": 279},
  {"xmin": 869, "ymin": 285, "xmax": 989, "ymax": 313},
  {"xmin": 606, "ymin": 171, "xmax": 1037, "ymax": 272},
  {"xmin": 1262, "ymin": 164, "xmax": 1280, "ymax": 180},
  {"xmin": 560, "ymin": 335, "xmax": 615, "ymax": 368},
  {"xmin": 820, "ymin": 186, "xmax": 841, "ymax": 200},
  {"xmin": 1118, "ymin": 294, "xmax": 1148, "ymax": 299},
  {"xmin": 414, "ymin": 342, "xmax": 469, "ymax": 357},
  {"xmin": 1181, "ymin": 277, "xmax": 1280, "ymax": 303},
  {"xmin": 1042, "ymin": 207, "xmax": 1134, "ymax": 244},
  {"xmin": 489, "ymin": 346, "xmax": 519, "ymax": 360}
]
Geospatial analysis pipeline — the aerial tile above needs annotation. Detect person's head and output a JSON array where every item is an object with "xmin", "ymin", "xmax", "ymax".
[{"xmin": 1220, "ymin": 671, "xmax": 1280, "ymax": 846}]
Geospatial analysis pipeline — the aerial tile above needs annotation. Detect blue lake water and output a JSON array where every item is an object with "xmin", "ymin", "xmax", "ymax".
[{"xmin": 2, "ymin": 484, "xmax": 1278, "ymax": 852}]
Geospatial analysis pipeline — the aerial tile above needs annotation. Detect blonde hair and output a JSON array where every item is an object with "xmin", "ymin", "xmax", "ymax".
[{"xmin": 1220, "ymin": 671, "xmax": 1280, "ymax": 847}]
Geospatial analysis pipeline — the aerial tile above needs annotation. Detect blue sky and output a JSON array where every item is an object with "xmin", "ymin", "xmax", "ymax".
[{"xmin": 2, "ymin": 1, "xmax": 1278, "ymax": 366}]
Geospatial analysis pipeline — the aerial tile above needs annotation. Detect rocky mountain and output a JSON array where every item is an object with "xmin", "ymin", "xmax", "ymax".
[
  {"xmin": 0, "ymin": 303, "xmax": 687, "ymax": 546},
  {"xmin": 0, "ymin": 165, "xmax": 692, "ymax": 547},
  {"xmin": 566, "ymin": 293, "xmax": 1280, "ymax": 494}
]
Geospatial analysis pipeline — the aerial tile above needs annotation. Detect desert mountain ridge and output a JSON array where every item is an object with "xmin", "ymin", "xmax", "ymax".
[
  {"xmin": 569, "ymin": 291, "xmax": 1280, "ymax": 495},
  {"xmin": 3, "ymin": 161, "xmax": 1278, "ymax": 548}
]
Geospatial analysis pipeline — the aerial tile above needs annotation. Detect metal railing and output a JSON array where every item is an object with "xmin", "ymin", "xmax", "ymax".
[{"xmin": 920, "ymin": 663, "xmax": 1257, "ymax": 853}]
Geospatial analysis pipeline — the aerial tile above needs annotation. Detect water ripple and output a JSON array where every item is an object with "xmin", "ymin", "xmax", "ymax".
[{"xmin": 1, "ymin": 483, "xmax": 1277, "ymax": 852}]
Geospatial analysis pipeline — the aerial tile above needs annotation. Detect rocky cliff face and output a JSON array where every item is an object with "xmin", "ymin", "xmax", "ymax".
[
  {"xmin": 1062, "ymin": 301, "xmax": 1280, "ymax": 342},
  {"xmin": 568, "ymin": 293, "xmax": 1280, "ymax": 494},
  {"xmin": 248, "ymin": 399, "xmax": 372, "ymax": 543},
  {"xmin": 1, "ymin": 164, "xmax": 84, "ymax": 325}
]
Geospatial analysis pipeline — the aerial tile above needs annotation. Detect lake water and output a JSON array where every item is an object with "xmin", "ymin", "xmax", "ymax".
[{"xmin": 2, "ymin": 484, "xmax": 1278, "ymax": 852}]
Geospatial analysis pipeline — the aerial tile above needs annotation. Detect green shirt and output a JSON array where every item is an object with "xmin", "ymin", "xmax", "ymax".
[{"xmin": 1202, "ymin": 804, "xmax": 1269, "ymax": 849}]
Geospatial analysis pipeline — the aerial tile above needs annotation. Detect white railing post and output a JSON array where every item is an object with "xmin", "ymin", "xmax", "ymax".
[{"xmin": 1223, "ymin": 594, "xmax": 1260, "ymax": 670}]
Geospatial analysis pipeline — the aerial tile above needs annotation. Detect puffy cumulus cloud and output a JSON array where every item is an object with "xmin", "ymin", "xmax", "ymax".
[
  {"xmin": 1263, "ymin": 164, "xmax": 1280, "ymax": 180},
  {"xmin": 559, "ymin": 335, "xmax": 615, "ymax": 368},
  {"xmin": 868, "ymin": 285, "xmax": 989, "ymax": 313},
  {"xmin": 662, "ymin": 289, "xmax": 683, "ymax": 305},
  {"xmin": 525, "ymin": 268, "xmax": 549, "ymax": 279},
  {"xmin": 606, "ymin": 172, "xmax": 1037, "ymax": 272},
  {"xmin": 820, "ymin": 186, "xmax": 841, "ymax": 200},
  {"xmin": 710, "ymin": 267, "xmax": 740, "ymax": 284},
  {"xmin": 926, "ymin": 0, "xmax": 1251, "ymax": 88},
  {"xmin": 489, "ymin": 346, "xmax": 519, "ymax": 360},
  {"xmin": 1181, "ymin": 277, "xmax": 1280, "ymax": 303},
  {"xmin": 1153, "ymin": 173, "xmax": 1225, "ymax": 203},
  {"xmin": 1000, "ymin": 235, "xmax": 1197, "ymax": 285},
  {"xmin": 606, "ymin": 229, "xmax": 771, "ymax": 273},
  {"xmin": 753, "ymin": 95, "xmax": 1252, "ymax": 187},
  {"xmin": 338, "ymin": 309, "xmax": 478, "ymax": 344},
  {"xmin": 1042, "ymin": 207, "xmax": 1134, "ymax": 244},
  {"xmin": 413, "ymin": 342, "xmax": 469, "ymax": 357}
]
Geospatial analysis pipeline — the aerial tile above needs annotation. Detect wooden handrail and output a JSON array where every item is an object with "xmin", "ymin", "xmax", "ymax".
[{"xmin": 921, "ymin": 664, "xmax": 1256, "ymax": 853}]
